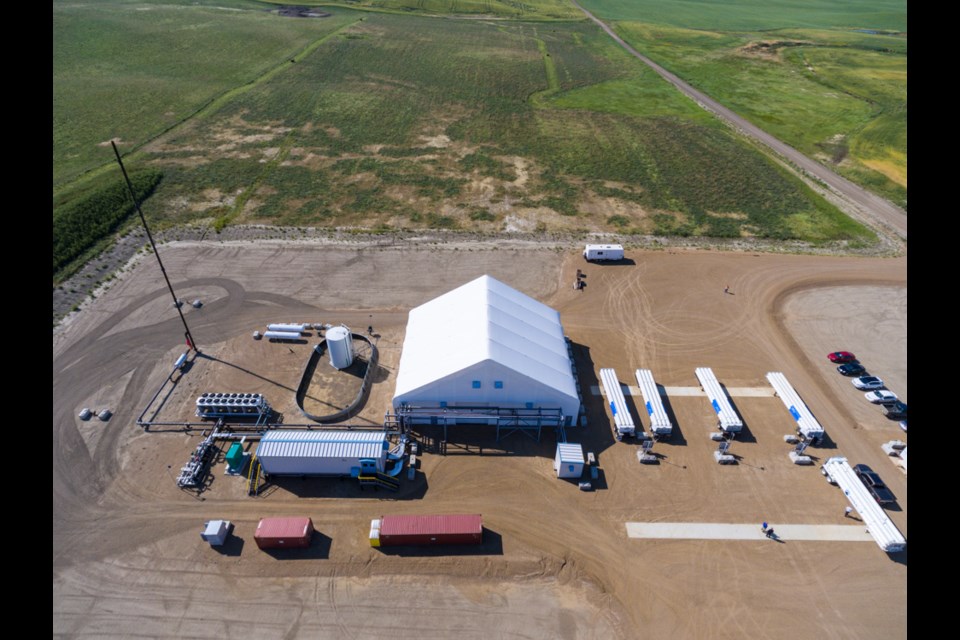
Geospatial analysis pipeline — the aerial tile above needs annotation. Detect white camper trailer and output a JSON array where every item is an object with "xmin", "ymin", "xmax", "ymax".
[{"xmin": 583, "ymin": 244, "xmax": 624, "ymax": 262}]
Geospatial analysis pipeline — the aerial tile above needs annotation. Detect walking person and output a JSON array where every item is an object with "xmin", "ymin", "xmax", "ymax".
[
  {"xmin": 844, "ymin": 506, "xmax": 853, "ymax": 518},
  {"xmin": 724, "ymin": 284, "xmax": 729, "ymax": 294}
]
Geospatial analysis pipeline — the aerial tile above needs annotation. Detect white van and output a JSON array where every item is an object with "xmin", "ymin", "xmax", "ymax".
[{"xmin": 583, "ymin": 244, "xmax": 624, "ymax": 261}]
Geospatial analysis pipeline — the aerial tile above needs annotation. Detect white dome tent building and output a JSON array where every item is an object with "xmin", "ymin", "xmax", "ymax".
[{"xmin": 391, "ymin": 275, "xmax": 581, "ymax": 441}]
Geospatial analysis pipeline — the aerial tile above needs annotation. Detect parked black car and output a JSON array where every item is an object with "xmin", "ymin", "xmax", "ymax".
[
  {"xmin": 853, "ymin": 464, "xmax": 896, "ymax": 505},
  {"xmin": 885, "ymin": 401, "xmax": 907, "ymax": 419},
  {"xmin": 837, "ymin": 363, "xmax": 866, "ymax": 376}
]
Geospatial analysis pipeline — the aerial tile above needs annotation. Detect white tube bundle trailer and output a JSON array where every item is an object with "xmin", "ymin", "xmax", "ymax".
[
  {"xmin": 599, "ymin": 368, "xmax": 635, "ymax": 440},
  {"xmin": 766, "ymin": 372, "xmax": 825, "ymax": 444},
  {"xmin": 264, "ymin": 331, "xmax": 302, "ymax": 341},
  {"xmin": 821, "ymin": 456, "xmax": 906, "ymax": 553},
  {"xmin": 634, "ymin": 369, "xmax": 672, "ymax": 437},
  {"xmin": 267, "ymin": 323, "xmax": 307, "ymax": 333},
  {"xmin": 695, "ymin": 367, "xmax": 743, "ymax": 433}
]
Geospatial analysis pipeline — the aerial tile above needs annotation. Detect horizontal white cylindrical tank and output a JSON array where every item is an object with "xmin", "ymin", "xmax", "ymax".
[
  {"xmin": 267, "ymin": 323, "xmax": 306, "ymax": 333},
  {"xmin": 327, "ymin": 326, "xmax": 354, "ymax": 369},
  {"xmin": 174, "ymin": 352, "xmax": 189, "ymax": 369},
  {"xmin": 264, "ymin": 331, "xmax": 301, "ymax": 341},
  {"xmin": 78, "ymin": 408, "xmax": 92, "ymax": 420}
]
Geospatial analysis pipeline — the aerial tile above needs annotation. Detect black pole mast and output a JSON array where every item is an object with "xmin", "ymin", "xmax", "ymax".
[{"xmin": 111, "ymin": 141, "xmax": 198, "ymax": 352}]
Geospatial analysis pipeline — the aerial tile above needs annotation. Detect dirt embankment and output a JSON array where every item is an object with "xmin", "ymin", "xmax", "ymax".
[{"xmin": 53, "ymin": 223, "xmax": 903, "ymax": 328}]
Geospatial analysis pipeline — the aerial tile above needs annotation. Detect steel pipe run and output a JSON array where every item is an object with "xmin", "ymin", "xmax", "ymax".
[
  {"xmin": 136, "ymin": 361, "xmax": 188, "ymax": 426},
  {"xmin": 136, "ymin": 419, "xmax": 400, "ymax": 432}
]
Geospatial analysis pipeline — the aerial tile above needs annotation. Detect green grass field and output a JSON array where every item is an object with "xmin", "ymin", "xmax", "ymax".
[
  {"xmin": 53, "ymin": 0, "xmax": 358, "ymax": 188},
  {"xmin": 568, "ymin": 0, "xmax": 906, "ymax": 208},
  {"xmin": 573, "ymin": 0, "xmax": 906, "ymax": 32},
  {"xmin": 140, "ymin": 11, "xmax": 866, "ymax": 242},
  {"xmin": 53, "ymin": 0, "xmax": 875, "ymax": 276},
  {"xmin": 611, "ymin": 21, "xmax": 906, "ymax": 207},
  {"xmin": 263, "ymin": 0, "xmax": 583, "ymax": 20}
]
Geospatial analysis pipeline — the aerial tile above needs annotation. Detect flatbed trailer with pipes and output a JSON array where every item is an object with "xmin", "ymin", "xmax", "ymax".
[
  {"xmin": 766, "ymin": 372, "xmax": 825, "ymax": 444},
  {"xmin": 821, "ymin": 456, "xmax": 906, "ymax": 553},
  {"xmin": 695, "ymin": 367, "xmax": 743, "ymax": 433},
  {"xmin": 634, "ymin": 369, "xmax": 672, "ymax": 437},
  {"xmin": 599, "ymin": 368, "xmax": 635, "ymax": 440}
]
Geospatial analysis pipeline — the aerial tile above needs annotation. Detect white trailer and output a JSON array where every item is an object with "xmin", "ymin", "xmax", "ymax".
[
  {"xmin": 695, "ymin": 367, "xmax": 743, "ymax": 433},
  {"xmin": 821, "ymin": 456, "xmax": 906, "ymax": 553},
  {"xmin": 766, "ymin": 372, "xmax": 825, "ymax": 444},
  {"xmin": 583, "ymin": 244, "xmax": 624, "ymax": 262},
  {"xmin": 634, "ymin": 369, "xmax": 672, "ymax": 437},
  {"xmin": 256, "ymin": 430, "xmax": 388, "ymax": 477},
  {"xmin": 599, "ymin": 368, "xmax": 635, "ymax": 439}
]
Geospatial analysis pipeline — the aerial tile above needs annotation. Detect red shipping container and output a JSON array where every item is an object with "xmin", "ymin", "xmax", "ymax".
[
  {"xmin": 254, "ymin": 517, "xmax": 314, "ymax": 549},
  {"xmin": 378, "ymin": 514, "xmax": 482, "ymax": 546}
]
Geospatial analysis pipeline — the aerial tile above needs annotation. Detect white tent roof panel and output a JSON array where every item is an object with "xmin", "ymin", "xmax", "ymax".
[{"xmin": 393, "ymin": 275, "xmax": 578, "ymax": 413}]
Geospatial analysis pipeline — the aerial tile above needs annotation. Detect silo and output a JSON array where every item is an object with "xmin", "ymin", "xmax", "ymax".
[{"xmin": 327, "ymin": 325, "xmax": 354, "ymax": 369}]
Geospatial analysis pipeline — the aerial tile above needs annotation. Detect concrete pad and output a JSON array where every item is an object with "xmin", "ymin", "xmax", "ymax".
[
  {"xmin": 625, "ymin": 523, "xmax": 875, "ymax": 542},
  {"xmin": 591, "ymin": 385, "xmax": 775, "ymax": 397},
  {"xmin": 723, "ymin": 387, "xmax": 776, "ymax": 397}
]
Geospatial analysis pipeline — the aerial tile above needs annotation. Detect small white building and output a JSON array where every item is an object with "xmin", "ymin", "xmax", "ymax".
[
  {"xmin": 256, "ymin": 430, "xmax": 388, "ymax": 477},
  {"xmin": 201, "ymin": 520, "xmax": 231, "ymax": 546},
  {"xmin": 554, "ymin": 443, "xmax": 585, "ymax": 478}
]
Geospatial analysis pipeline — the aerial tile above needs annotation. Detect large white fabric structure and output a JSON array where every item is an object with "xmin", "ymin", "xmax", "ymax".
[{"xmin": 392, "ymin": 275, "xmax": 579, "ymax": 424}]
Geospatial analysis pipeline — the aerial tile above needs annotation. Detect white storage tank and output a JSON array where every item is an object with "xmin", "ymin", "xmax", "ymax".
[{"xmin": 327, "ymin": 325, "xmax": 355, "ymax": 369}]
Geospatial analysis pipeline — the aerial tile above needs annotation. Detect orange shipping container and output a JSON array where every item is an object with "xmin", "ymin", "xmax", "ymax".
[{"xmin": 254, "ymin": 517, "xmax": 314, "ymax": 549}]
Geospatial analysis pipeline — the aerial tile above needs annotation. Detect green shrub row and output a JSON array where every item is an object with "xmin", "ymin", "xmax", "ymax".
[{"xmin": 53, "ymin": 170, "xmax": 162, "ymax": 275}]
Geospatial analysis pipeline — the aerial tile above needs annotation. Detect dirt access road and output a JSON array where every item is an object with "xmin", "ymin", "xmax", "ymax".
[
  {"xmin": 53, "ymin": 240, "xmax": 906, "ymax": 638},
  {"xmin": 571, "ymin": 0, "xmax": 908, "ymax": 240}
]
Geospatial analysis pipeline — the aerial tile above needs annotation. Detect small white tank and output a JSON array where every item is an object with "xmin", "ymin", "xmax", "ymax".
[
  {"xmin": 98, "ymin": 409, "xmax": 112, "ymax": 421},
  {"xmin": 78, "ymin": 408, "xmax": 92, "ymax": 420},
  {"xmin": 327, "ymin": 325, "xmax": 354, "ymax": 369}
]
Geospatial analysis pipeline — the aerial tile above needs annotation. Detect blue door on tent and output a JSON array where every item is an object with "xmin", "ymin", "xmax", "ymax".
[{"xmin": 359, "ymin": 458, "xmax": 378, "ymax": 475}]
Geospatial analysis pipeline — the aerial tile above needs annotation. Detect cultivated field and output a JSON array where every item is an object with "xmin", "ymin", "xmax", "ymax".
[
  {"xmin": 53, "ymin": 0, "xmax": 356, "ymax": 188},
  {"xmin": 287, "ymin": 0, "xmax": 584, "ymax": 19},
  {"xmin": 54, "ymin": 0, "xmax": 873, "ymax": 285},
  {"xmin": 576, "ymin": 0, "xmax": 907, "ymax": 209},
  {"xmin": 574, "ymin": 0, "xmax": 906, "ymax": 31},
  {"xmin": 53, "ymin": 241, "xmax": 907, "ymax": 638}
]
